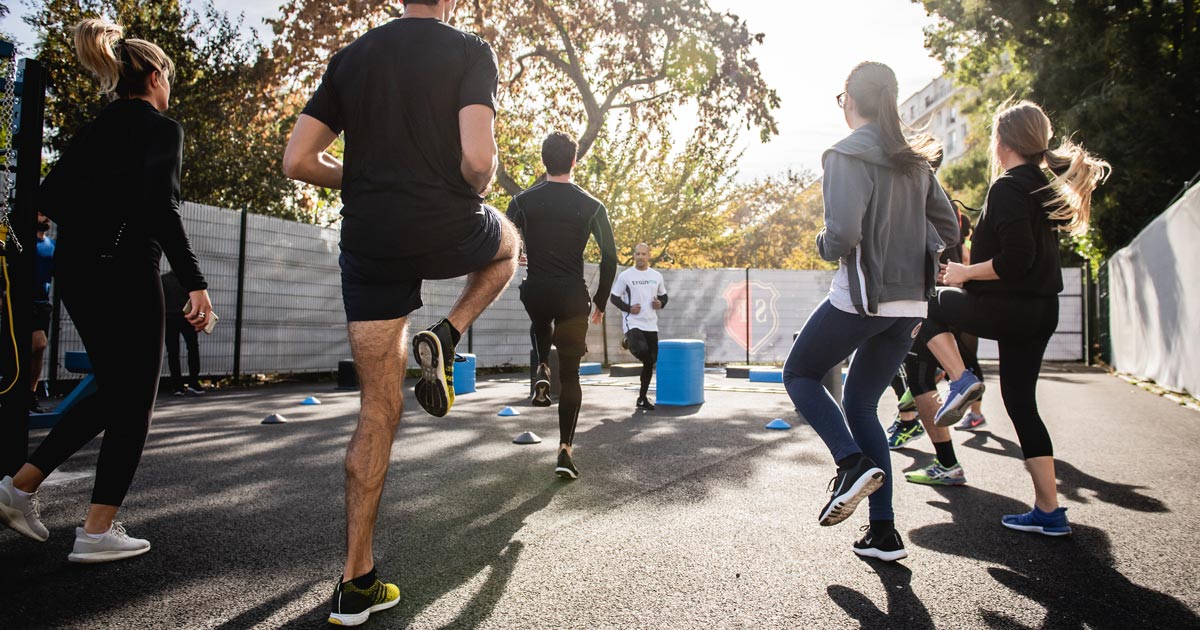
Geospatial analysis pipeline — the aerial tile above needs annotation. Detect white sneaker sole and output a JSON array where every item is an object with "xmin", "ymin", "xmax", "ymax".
[
  {"xmin": 1001, "ymin": 521, "xmax": 1071, "ymax": 536},
  {"xmin": 328, "ymin": 596, "xmax": 400, "ymax": 626},
  {"xmin": 555, "ymin": 466, "xmax": 578, "ymax": 479},
  {"xmin": 853, "ymin": 546, "xmax": 909, "ymax": 562},
  {"xmin": 413, "ymin": 331, "xmax": 451, "ymax": 417},
  {"xmin": 68, "ymin": 544, "xmax": 151, "ymax": 563},
  {"xmin": 0, "ymin": 501, "xmax": 48, "ymax": 542},
  {"xmin": 934, "ymin": 382, "xmax": 986, "ymax": 427},
  {"xmin": 819, "ymin": 468, "xmax": 885, "ymax": 526}
]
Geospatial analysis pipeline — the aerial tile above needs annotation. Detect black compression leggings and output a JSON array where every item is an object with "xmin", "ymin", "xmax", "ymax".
[
  {"xmin": 521, "ymin": 281, "xmax": 590, "ymax": 446},
  {"xmin": 28, "ymin": 263, "xmax": 166, "ymax": 507},
  {"xmin": 923, "ymin": 288, "xmax": 1058, "ymax": 459},
  {"xmin": 627, "ymin": 329, "xmax": 658, "ymax": 399}
]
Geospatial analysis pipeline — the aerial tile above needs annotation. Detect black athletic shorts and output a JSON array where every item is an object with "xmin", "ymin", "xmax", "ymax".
[
  {"xmin": 340, "ymin": 205, "xmax": 504, "ymax": 321},
  {"xmin": 32, "ymin": 301, "xmax": 51, "ymax": 333}
]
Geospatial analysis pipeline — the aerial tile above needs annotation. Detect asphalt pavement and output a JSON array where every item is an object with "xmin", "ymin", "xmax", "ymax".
[{"xmin": 2, "ymin": 363, "xmax": 1198, "ymax": 629}]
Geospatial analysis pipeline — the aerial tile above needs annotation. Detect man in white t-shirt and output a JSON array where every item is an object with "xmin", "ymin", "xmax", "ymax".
[{"xmin": 609, "ymin": 243, "xmax": 669, "ymax": 410}]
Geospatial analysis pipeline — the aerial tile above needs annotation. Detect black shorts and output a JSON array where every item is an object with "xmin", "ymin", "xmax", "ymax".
[
  {"xmin": 340, "ymin": 205, "xmax": 504, "ymax": 321},
  {"xmin": 32, "ymin": 301, "xmax": 51, "ymax": 333},
  {"xmin": 903, "ymin": 332, "xmax": 983, "ymax": 396}
]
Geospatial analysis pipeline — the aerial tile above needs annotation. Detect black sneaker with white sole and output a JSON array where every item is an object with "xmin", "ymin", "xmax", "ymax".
[
  {"xmin": 555, "ymin": 449, "xmax": 579, "ymax": 480},
  {"xmin": 636, "ymin": 397, "xmax": 655, "ymax": 411},
  {"xmin": 412, "ymin": 319, "xmax": 456, "ymax": 417},
  {"xmin": 818, "ymin": 454, "xmax": 885, "ymax": 526},
  {"xmin": 532, "ymin": 363, "xmax": 552, "ymax": 407},
  {"xmin": 328, "ymin": 571, "xmax": 401, "ymax": 626},
  {"xmin": 852, "ymin": 525, "xmax": 908, "ymax": 562}
]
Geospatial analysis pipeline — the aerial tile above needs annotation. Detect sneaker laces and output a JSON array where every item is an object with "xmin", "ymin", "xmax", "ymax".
[
  {"xmin": 28, "ymin": 491, "xmax": 41, "ymax": 518},
  {"xmin": 826, "ymin": 476, "xmax": 838, "ymax": 493},
  {"xmin": 110, "ymin": 522, "xmax": 129, "ymax": 539}
]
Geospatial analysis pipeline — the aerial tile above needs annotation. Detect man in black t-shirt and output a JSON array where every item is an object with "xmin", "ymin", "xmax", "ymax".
[
  {"xmin": 507, "ymin": 132, "xmax": 618, "ymax": 480},
  {"xmin": 281, "ymin": 1, "xmax": 518, "ymax": 624}
]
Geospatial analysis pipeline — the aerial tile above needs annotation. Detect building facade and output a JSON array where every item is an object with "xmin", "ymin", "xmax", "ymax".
[{"xmin": 900, "ymin": 75, "xmax": 972, "ymax": 165}]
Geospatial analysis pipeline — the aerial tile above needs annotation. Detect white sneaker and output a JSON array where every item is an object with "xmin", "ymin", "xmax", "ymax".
[
  {"xmin": 68, "ymin": 522, "xmax": 151, "ymax": 563},
  {"xmin": 0, "ymin": 475, "xmax": 49, "ymax": 542}
]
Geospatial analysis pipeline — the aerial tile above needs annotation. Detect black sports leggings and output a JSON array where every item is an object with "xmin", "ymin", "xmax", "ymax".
[
  {"xmin": 28, "ymin": 262, "xmax": 166, "ymax": 506},
  {"xmin": 520, "ymin": 280, "xmax": 590, "ymax": 446},
  {"xmin": 923, "ymin": 288, "xmax": 1058, "ymax": 459},
  {"xmin": 627, "ymin": 329, "xmax": 658, "ymax": 399}
]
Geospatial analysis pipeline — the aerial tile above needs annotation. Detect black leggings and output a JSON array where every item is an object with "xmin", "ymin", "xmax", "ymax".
[
  {"xmin": 923, "ymin": 288, "xmax": 1058, "ymax": 459},
  {"xmin": 626, "ymin": 329, "xmax": 658, "ymax": 399},
  {"xmin": 520, "ymin": 280, "xmax": 590, "ymax": 446},
  {"xmin": 28, "ymin": 262, "xmax": 165, "ymax": 506},
  {"xmin": 165, "ymin": 316, "xmax": 200, "ymax": 390}
]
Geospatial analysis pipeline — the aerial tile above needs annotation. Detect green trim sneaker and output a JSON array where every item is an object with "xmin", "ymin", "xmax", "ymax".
[
  {"xmin": 904, "ymin": 459, "xmax": 967, "ymax": 486},
  {"xmin": 887, "ymin": 421, "xmax": 925, "ymax": 450},
  {"xmin": 413, "ymin": 319, "xmax": 456, "ymax": 417},
  {"xmin": 328, "ymin": 571, "xmax": 401, "ymax": 626}
]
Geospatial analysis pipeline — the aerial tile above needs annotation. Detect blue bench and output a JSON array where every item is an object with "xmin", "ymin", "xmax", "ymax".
[
  {"xmin": 29, "ymin": 351, "xmax": 97, "ymax": 430},
  {"xmin": 748, "ymin": 367, "xmax": 784, "ymax": 383}
]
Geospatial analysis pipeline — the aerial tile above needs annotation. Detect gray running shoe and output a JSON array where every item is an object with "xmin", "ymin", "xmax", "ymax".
[
  {"xmin": 68, "ymin": 522, "xmax": 151, "ymax": 563},
  {"xmin": 0, "ymin": 475, "xmax": 48, "ymax": 542}
]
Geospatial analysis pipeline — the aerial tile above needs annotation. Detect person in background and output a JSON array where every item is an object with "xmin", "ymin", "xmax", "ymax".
[
  {"xmin": 161, "ymin": 270, "xmax": 204, "ymax": 396},
  {"xmin": 30, "ymin": 212, "xmax": 55, "ymax": 413}
]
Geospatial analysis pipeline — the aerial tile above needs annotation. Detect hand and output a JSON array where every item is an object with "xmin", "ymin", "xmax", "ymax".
[
  {"xmin": 630, "ymin": 303, "xmax": 642, "ymax": 315},
  {"xmin": 518, "ymin": 253, "xmax": 528, "ymax": 267},
  {"xmin": 939, "ymin": 262, "xmax": 969, "ymax": 287},
  {"xmin": 652, "ymin": 298, "xmax": 663, "ymax": 310},
  {"xmin": 590, "ymin": 304, "xmax": 604, "ymax": 325},
  {"xmin": 184, "ymin": 289, "xmax": 214, "ymax": 332}
]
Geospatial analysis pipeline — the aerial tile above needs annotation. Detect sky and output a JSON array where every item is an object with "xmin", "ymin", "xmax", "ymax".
[{"xmin": 1, "ymin": 0, "xmax": 945, "ymax": 180}]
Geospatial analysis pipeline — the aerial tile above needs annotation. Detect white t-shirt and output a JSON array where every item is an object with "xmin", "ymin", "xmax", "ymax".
[{"xmin": 612, "ymin": 267, "xmax": 667, "ymax": 333}]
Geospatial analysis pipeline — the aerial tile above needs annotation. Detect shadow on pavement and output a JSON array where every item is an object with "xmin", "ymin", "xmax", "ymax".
[
  {"xmin": 827, "ymin": 559, "xmax": 933, "ymax": 629},
  {"xmin": 961, "ymin": 431, "xmax": 1168, "ymax": 513},
  {"xmin": 908, "ymin": 485, "xmax": 1195, "ymax": 628}
]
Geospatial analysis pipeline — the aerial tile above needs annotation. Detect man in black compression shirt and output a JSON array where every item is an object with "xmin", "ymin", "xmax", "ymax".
[{"xmin": 507, "ymin": 132, "xmax": 618, "ymax": 480}]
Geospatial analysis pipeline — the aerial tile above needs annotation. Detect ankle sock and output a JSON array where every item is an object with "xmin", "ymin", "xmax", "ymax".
[
  {"xmin": 869, "ymin": 519, "xmax": 895, "ymax": 538},
  {"xmin": 898, "ymin": 419, "xmax": 920, "ymax": 431},
  {"xmin": 933, "ymin": 440, "xmax": 958, "ymax": 467},
  {"xmin": 441, "ymin": 319, "xmax": 462, "ymax": 346},
  {"xmin": 12, "ymin": 485, "xmax": 32, "ymax": 498},
  {"xmin": 349, "ymin": 568, "xmax": 377, "ymax": 589},
  {"xmin": 836, "ymin": 452, "xmax": 864, "ymax": 470}
]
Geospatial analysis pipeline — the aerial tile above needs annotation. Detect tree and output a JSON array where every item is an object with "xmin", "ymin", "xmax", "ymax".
[
  {"xmin": 28, "ymin": 1, "xmax": 305, "ymax": 219},
  {"xmin": 715, "ymin": 170, "xmax": 833, "ymax": 270},
  {"xmin": 915, "ymin": 0, "xmax": 1200, "ymax": 255},
  {"xmin": 268, "ymin": 0, "xmax": 779, "ymax": 195}
]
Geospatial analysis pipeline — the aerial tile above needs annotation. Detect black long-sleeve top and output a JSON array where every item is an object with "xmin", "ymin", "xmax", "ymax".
[
  {"xmin": 37, "ymin": 99, "xmax": 207, "ymax": 291},
  {"xmin": 506, "ymin": 181, "xmax": 618, "ymax": 312},
  {"xmin": 966, "ymin": 163, "xmax": 1064, "ymax": 297}
]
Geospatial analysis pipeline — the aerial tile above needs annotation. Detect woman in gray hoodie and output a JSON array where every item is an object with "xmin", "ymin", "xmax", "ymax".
[{"xmin": 782, "ymin": 62, "xmax": 959, "ymax": 562}]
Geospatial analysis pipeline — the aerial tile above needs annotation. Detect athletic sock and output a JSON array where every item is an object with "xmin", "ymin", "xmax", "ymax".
[
  {"xmin": 12, "ymin": 485, "xmax": 32, "ymax": 498},
  {"xmin": 441, "ymin": 320, "xmax": 462, "ymax": 346},
  {"xmin": 836, "ymin": 452, "xmax": 864, "ymax": 470},
  {"xmin": 349, "ymin": 568, "xmax": 377, "ymax": 588},
  {"xmin": 898, "ymin": 418, "xmax": 920, "ymax": 431},
  {"xmin": 933, "ymin": 440, "xmax": 958, "ymax": 468},
  {"xmin": 869, "ymin": 519, "xmax": 895, "ymax": 538}
]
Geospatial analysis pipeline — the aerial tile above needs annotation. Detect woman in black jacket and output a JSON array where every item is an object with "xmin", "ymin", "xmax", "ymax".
[
  {"xmin": 923, "ymin": 100, "xmax": 1108, "ymax": 537},
  {"xmin": 0, "ymin": 18, "xmax": 212, "ymax": 562}
]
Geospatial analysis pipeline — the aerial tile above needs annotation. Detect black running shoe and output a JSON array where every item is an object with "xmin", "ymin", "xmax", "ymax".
[
  {"xmin": 852, "ymin": 525, "xmax": 909, "ymax": 562},
  {"xmin": 29, "ymin": 392, "xmax": 46, "ymax": 414},
  {"xmin": 555, "ymin": 449, "xmax": 579, "ymax": 480},
  {"xmin": 636, "ymin": 397, "xmax": 655, "ymax": 411},
  {"xmin": 412, "ymin": 320, "xmax": 455, "ymax": 417},
  {"xmin": 818, "ymin": 455, "xmax": 885, "ymax": 526},
  {"xmin": 328, "ymin": 573, "xmax": 400, "ymax": 626},
  {"xmin": 532, "ymin": 363, "xmax": 552, "ymax": 407}
]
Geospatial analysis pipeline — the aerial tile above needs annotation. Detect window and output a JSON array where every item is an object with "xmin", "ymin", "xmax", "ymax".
[{"xmin": 948, "ymin": 129, "xmax": 958, "ymax": 153}]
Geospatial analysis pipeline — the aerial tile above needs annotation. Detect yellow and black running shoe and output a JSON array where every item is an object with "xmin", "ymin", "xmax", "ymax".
[
  {"xmin": 328, "ymin": 572, "xmax": 400, "ymax": 626},
  {"xmin": 413, "ymin": 319, "xmax": 455, "ymax": 417}
]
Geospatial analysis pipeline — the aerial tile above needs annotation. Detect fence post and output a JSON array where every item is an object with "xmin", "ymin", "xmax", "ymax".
[
  {"xmin": 232, "ymin": 208, "xmax": 248, "ymax": 380},
  {"xmin": 1082, "ymin": 264, "xmax": 1091, "ymax": 365},
  {"xmin": 744, "ymin": 267, "xmax": 751, "ymax": 365}
]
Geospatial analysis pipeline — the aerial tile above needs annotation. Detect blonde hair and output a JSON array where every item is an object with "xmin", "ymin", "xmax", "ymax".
[
  {"xmin": 72, "ymin": 18, "xmax": 175, "ymax": 98},
  {"xmin": 845, "ymin": 62, "xmax": 942, "ymax": 175},
  {"xmin": 991, "ymin": 101, "xmax": 1111, "ymax": 236}
]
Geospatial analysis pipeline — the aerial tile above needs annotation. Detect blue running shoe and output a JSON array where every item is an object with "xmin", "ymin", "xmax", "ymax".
[
  {"xmin": 1001, "ymin": 506, "xmax": 1072, "ymax": 536},
  {"xmin": 934, "ymin": 372, "xmax": 985, "ymax": 427}
]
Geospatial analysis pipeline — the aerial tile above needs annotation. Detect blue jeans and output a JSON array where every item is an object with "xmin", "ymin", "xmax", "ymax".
[{"xmin": 783, "ymin": 299, "xmax": 922, "ymax": 521}]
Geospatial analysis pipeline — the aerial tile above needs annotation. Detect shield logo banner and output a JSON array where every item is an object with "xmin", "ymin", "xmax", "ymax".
[{"xmin": 723, "ymin": 280, "xmax": 780, "ymax": 354}]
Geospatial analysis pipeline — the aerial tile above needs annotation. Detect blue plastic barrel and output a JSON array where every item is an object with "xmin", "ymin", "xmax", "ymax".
[
  {"xmin": 655, "ymin": 339, "xmax": 705, "ymax": 406},
  {"xmin": 454, "ymin": 353, "xmax": 477, "ymax": 395}
]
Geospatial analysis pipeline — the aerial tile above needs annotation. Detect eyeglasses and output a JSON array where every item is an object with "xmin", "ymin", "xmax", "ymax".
[{"xmin": 836, "ymin": 92, "xmax": 847, "ymax": 108}]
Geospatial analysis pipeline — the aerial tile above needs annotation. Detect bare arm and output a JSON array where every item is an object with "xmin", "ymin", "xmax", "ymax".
[
  {"xmin": 282, "ymin": 114, "xmax": 343, "ymax": 190},
  {"xmin": 459, "ymin": 104, "xmax": 497, "ymax": 194},
  {"xmin": 940, "ymin": 259, "xmax": 1000, "ymax": 285}
]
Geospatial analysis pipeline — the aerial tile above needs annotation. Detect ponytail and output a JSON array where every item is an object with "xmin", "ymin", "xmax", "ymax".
[
  {"xmin": 991, "ymin": 101, "xmax": 1111, "ymax": 236},
  {"xmin": 845, "ymin": 62, "xmax": 941, "ymax": 175},
  {"xmin": 71, "ymin": 18, "xmax": 175, "ymax": 99}
]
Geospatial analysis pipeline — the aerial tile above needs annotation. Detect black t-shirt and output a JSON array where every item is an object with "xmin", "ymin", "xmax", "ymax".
[
  {"xmin": 506, "ymin": 181, "xmax": 618, "ymax": 312},
  {"xmin": 302, "ymin": 18, "xmax": 498, "ymax": 258},
  {"xmin": 966, "ymin": 164, "xmax": 1064, "ymax": 297}
]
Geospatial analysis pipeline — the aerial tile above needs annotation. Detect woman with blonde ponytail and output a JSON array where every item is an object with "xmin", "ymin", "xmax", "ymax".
[
  {"xmin": 782, "ymin": 61, "xmax": 960, "ymax": 562},
  {"xmin": 0, "ymin": 18, "xmax": 213, "ymax": 563},
  {"xmin": 923, "ymin": 100, "xmax": 1110, "ymax": 537}
]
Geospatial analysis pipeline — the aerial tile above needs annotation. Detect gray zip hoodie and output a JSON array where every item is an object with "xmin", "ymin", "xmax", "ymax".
[{"xmin": 817, "ymin": 123, "xmax": 959, "ymax": 316}]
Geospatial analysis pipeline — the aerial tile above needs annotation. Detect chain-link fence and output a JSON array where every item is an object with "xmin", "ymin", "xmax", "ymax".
[{"xmin": 45, "ymin": 202, "xmax": 1088, "ymax": 385}]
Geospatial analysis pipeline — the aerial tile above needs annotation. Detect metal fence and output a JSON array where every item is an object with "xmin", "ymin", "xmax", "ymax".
[{"xmin": 45, "ymin": 202, "xmax": 1088, "ymax": 384}]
